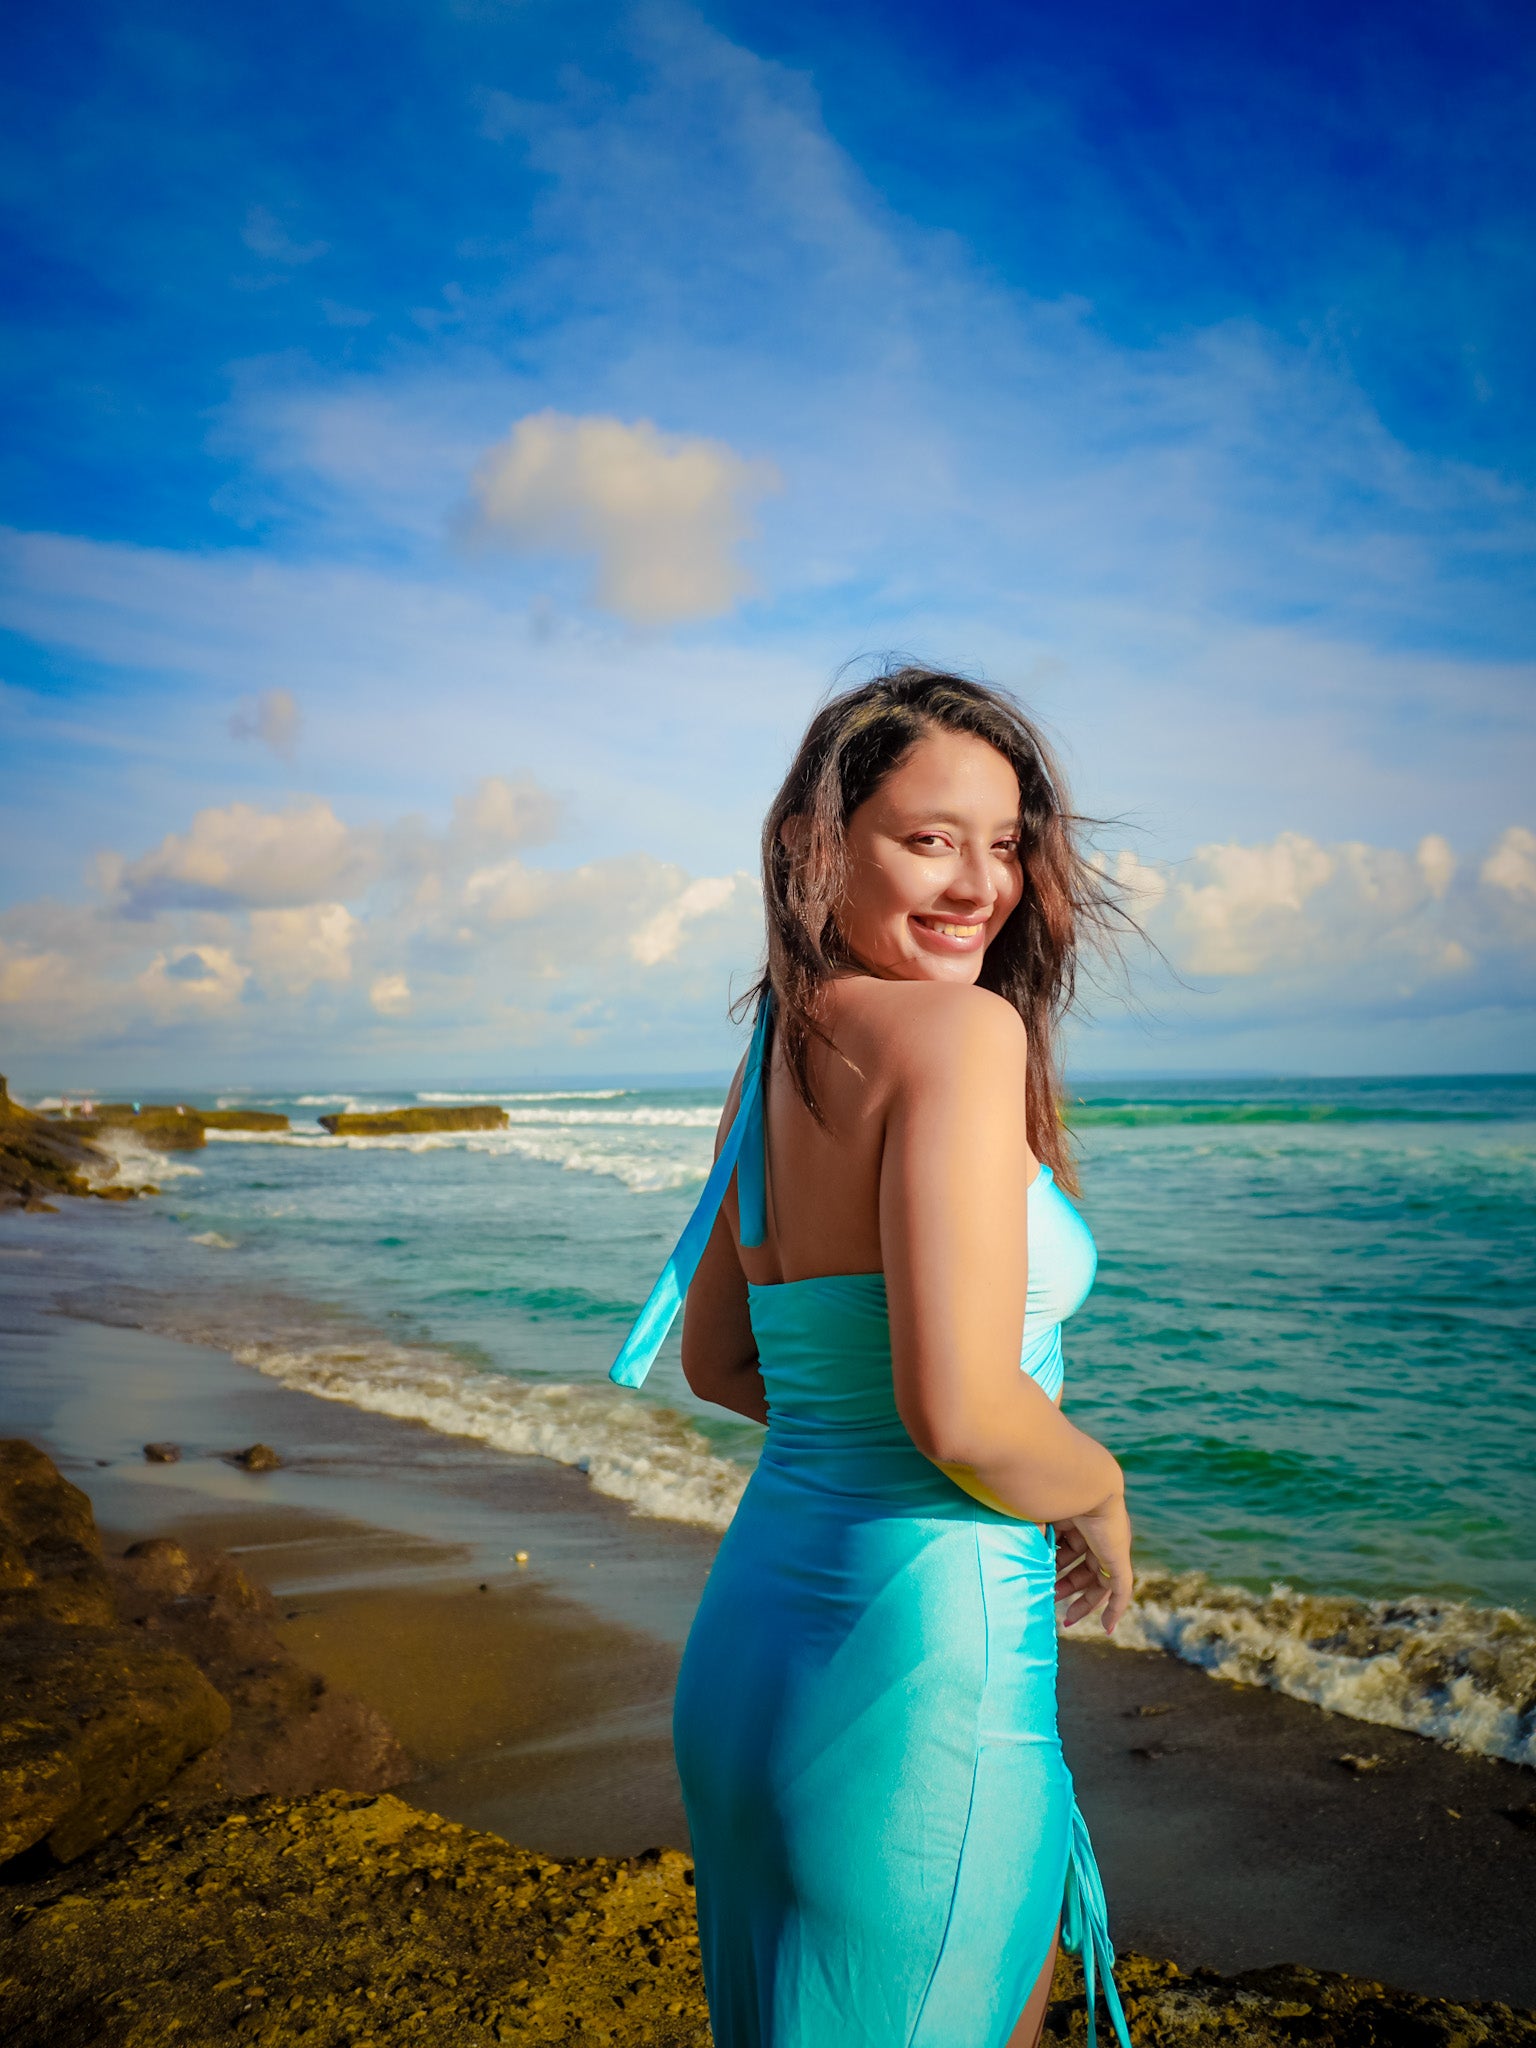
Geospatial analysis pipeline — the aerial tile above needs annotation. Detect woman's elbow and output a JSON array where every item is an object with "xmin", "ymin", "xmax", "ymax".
[{"xmin": 899, "ymin": 1400, "xmax": 987, "ymax": 1467}]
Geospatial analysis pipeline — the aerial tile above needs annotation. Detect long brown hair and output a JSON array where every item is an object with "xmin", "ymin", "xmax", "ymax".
[{"xmin": 748, "ymin": 664, "xmax": 1132, "ymax": 1196}]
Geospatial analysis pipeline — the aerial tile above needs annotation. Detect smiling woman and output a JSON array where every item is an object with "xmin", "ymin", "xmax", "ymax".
[{"xmin": 610, "ymin": 667, "xmax": 1141, "ymax": 2048}]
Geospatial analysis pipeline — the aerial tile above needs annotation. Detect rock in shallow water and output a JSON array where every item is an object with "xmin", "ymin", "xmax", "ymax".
[{"xmin": 229, "ymin": 1442, "xmax": 283, "ymax": 1471}]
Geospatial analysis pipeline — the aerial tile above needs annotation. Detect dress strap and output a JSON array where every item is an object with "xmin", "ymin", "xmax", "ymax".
[
  {"xmin": 609, "ymin": 994, "xmax": 771, "ymax": 1390},
  {"xmin": 1060, "ymin": 1800, "xmax": 1134, "ymax": 2047}
]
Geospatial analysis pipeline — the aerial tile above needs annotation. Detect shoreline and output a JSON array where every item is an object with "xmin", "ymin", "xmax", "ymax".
[{"xmin": 0, "ymin": 1278, "xmax": 1530, "ymax": 2007}]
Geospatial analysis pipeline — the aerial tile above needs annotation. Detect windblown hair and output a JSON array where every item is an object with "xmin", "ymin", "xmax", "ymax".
[{"xmin": 749, "ymin": 664, "xmax": 1131, "ymax": 1196}]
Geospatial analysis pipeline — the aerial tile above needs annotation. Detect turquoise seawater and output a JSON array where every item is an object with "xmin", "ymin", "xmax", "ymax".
[{"xmin": 28, "ymin": 1070, "xmax": 1536, "ymax": 1761}]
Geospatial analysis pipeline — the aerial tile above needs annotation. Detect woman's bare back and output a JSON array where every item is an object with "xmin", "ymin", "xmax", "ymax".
[{"xmin": 723, "ymin": 977, "xmax": 1039, "ymax": 1287}]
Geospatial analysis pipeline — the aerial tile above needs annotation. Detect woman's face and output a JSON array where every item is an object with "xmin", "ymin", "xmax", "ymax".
[{"xmin": 834, "ymin": 727, "xmax": 1024, "ymax": 983}]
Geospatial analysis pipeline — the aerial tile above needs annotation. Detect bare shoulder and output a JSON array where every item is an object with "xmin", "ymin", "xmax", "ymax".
[{"xmin": 827, "ymin": 979, "xmax": 1026, "ymax": 1097}]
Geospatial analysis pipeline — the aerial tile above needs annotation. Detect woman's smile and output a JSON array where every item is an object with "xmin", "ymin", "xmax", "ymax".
[{"xmin": 909, "ymin": 912, "xmax": 989, "ymax": 952}]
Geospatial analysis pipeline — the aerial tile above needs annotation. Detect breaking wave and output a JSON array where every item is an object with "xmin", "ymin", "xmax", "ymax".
[
  {"xmin": 201, "ymin": 1108, "xmax": 719, "ymax": 1192},
  {"xmin": 90, "ymin": 1130, "xmax": 203, "ymax": 1188},
  {"xmin": 190, "ymin": 1318, "xmax": 747, "ymax": 1532},
  {"xmin": 1079, "ymin": 1568, "xmax": 1536, "ymax": 1768}
]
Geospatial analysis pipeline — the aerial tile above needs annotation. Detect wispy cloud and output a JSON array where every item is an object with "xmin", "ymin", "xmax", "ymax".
[{"xmin": 229, "ymin": 687, "xmax": 302, "ymax": 762}]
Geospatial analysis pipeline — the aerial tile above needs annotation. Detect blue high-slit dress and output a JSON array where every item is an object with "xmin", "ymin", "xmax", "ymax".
[{"xmin": 611, "ymin": 1000, "xmax": 1132, "ymax": 2048}]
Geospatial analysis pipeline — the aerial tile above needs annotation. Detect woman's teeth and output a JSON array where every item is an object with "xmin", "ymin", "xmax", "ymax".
[{"xmin": 919, "ymin": 919, "xmax": 983, "ymax": 939}]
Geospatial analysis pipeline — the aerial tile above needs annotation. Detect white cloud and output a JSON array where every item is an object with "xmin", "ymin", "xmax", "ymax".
[
  {"xmin": 1482, "ymin": 826, "xmax": 1536, "ymax": 901},
  {"xmin": 451, "ymin": 775, "xmax": 561, "ymax": 848},
  {"xmin": 248, "ymin": 903, "xmax": 357, "ymax": 993},
  {"xmin": 1172, "ymin": 833, "xmax": 1338, "ymax": 976},
  {"xmin": 1127, "ymin": 825, "xmax": 1536, "ymax": 1025},
  {"xmin": 1416, "ymin": 834, "xmax": 1456, "ymax": 900},
  {"xmin": 229, "ymin": 687, "xmax": 302, "ymax": 762},
  {"xmin": 110, "ymin": 800, "xmax": 377, "ymax": 913},
  {"xmin": 469, "ymin": 411, "xmax": 781, "ymax": 624},
  {"xmin": 630, "ymin": 874, "xmax": 744, "ymax": 965},
  {"xmin": 133, "ymin": 945, "xmax": 249, "ymax": 1017},
  {"xmin": 462, "ymin": 857, "xmax": 551, "ymax": 924},
  {"xmin": 370, "ymin": 972, "xmax": 412, "ymax": 1016}
]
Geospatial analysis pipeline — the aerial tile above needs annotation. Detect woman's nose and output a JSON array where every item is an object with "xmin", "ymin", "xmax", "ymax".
[{"xmin": 941, "ymin": 846, "xmax": 994, "ymax": 909}]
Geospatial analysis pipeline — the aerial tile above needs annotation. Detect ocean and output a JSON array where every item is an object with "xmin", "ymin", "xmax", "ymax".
[{"xmin": 26, "ymin": 1069, "xmax": 1536, "ymax": 1769}]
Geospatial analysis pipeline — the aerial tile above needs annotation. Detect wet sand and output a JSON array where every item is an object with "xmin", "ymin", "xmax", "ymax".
[{"xmin": 3, "ymin": 1276, "xmax": 1533, "ymax": 2008}]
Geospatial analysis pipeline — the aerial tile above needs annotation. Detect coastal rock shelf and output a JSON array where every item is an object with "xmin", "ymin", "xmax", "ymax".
[
  {"xmin": 0, "ymin": 1078, "xmax": 132, "ymax": 1211},
  {"xmin": 42, "ymin": 1104, "xmax": 292, "ymax": 1151},
  {"xmin": 3, "ymin": 1788, "xmax": 1532, "ymax": 2048},
  {"xmin": 317, "ymin": 1105, "xmax": 509, "ymax": 1135}
]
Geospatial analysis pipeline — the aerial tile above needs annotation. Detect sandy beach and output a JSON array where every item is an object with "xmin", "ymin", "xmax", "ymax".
[{"xmin": 2, "ymin": 1249, "xmax": 1532, "ymax": 2016}]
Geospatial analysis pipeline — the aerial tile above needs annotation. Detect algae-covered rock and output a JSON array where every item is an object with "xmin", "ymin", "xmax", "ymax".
[
  {"xmin": 200, "ymin": 1110, "xmax": 289, "ymax": 1132},
  {"xmin": 1044, "ymin": 1951, "xmax": 1536, "ymax": 2045},
  {"xmin": 1, "ymin": 1789, "xmax": 1530, "ymax": 2048},
  {"xmin": 318, "ymin": 1104, "xmax": 508, "ymax": 1135},
  {"xmin": 229, "ymin": 1442, "xmax": 283, "ymax": 1472},
  {"xmin": 0, "ymin": 1444, "xmax": 230, "ymax": 1865},
  {"xmin": 0, "ymin": 1441, "xmax": 113, "ymax": 1629},
  {"xmin": 0, "ymin": 1627, "xmax": 230, "ymax": 1863},
  {"xmin": 118, "ymin": 1106, "xmax": 206, "ymax": 1150},
  {"xmin": 1, "ymin": 1791, "xmax": 711, "ymax": 2048},
  {"xmin": 0, "ymin": 1079, "xmax": 124, "ymax": 1211},
  {"xmin": 107, "ymin": 1539, "xmax": 409, "ymax": 1808}
]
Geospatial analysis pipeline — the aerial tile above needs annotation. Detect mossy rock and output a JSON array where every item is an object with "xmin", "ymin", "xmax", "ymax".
[
  {"xmin": 0, "ymin": 1080, "xmax": 121, "ymax": 1209},
  {"xmin": 120, "ymin": 1108, "xmax": 206, "ymax": 1150},
  {"xmin": 3, "ymin": 1790, "xmax": 1531, "ymax": 2048},
  {"xmin": 318, "ymin": 1105, "xmax": 508, "ymax": 1135},
  {"xmin": 200, "ymin": 1111, "xmax": 289, "ymax": 1132},
  {"xmin": 0, "ymin": 1445, "xmax": 230, "ymax": 1865}
]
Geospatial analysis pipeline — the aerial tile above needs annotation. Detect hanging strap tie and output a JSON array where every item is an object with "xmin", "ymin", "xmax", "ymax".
[
  {"xmin": 610, "ymin": 995, "xmax": 770, "ymax": 1389},
  {"xmin": 1060, "ymin": 1799, "xmax": 1134, "ymax": 2047}
]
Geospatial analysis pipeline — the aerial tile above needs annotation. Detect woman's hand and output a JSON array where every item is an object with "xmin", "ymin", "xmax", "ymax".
[{"xmin": 1053, "ymin": 1492, "xmax": 1133, "ymax": 1634}]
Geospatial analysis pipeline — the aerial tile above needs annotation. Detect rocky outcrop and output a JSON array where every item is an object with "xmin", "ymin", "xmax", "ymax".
[
  {"xmin": 1, "ymin": 1788, "xmax": 1530, "ymax": 2048},
  {"xmin": 107, "ymin": 1538, "xmax": 408, "ymax": 1810},
  {"xmin": 0, "ymin": 1079, "xmax": 127, "ymax": 1211},
  {"xmin": 0, "ymin": 1443, "xmax": 229, "ymax": 1863},
  {"xmin": 43, "ymin": 1104, "xmax": 291, "ymax": 1154},
  {"xmin": 319, "ymin": 1104, "xmax": 508, "ymax": 1135},
  {"xmin": 0, "ymin": 1445, "xmax": 407, "ymax": 1872}
]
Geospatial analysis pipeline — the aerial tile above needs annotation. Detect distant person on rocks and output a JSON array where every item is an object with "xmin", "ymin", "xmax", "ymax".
[{"xmin": 611, "ymin": 666, "xmax": 1138, "ymax": 2048}]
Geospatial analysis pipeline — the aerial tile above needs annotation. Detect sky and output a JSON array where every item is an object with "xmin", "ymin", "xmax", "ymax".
[{"xmin": 1, "ymin": 0, "xmax": 1532, "ymax": 1089}]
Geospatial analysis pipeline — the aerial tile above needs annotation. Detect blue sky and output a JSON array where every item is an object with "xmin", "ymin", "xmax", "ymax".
[{"xmin": 1, "ymin": 0, "xmax": 1532, "ymax": 1088}]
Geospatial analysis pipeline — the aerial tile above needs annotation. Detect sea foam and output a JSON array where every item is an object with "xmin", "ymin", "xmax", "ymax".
[
  {"xmin": 1071, "ymin": 1568, "xmax": 1536, "ymax": 1769},
  {"xmin": 219, "ymin": 1326, "xmax": 749, "ymax": 1532},
  {"xmin": 201, "ymin": 1110, "xmax": 718, "ymax": 1192}
]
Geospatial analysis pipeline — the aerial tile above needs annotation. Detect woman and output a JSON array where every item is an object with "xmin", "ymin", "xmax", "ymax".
[{"xmin": 611, "ymin": 667, "xmax": 1135, "ymax": 2048}]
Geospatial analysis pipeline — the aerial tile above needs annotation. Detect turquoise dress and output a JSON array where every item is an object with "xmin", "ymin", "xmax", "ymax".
[{"xmin": 612, "ymin": 1001, "xmax": 1132, "ymax": 2048}]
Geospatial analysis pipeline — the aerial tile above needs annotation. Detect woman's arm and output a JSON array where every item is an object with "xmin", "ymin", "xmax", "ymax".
[
  {"xmin": 679, "ymin": 1076, "xmax": 769, "ymax": 1425},
  {"xmin": 881, "ymin": 983, "xmax": 1130, "ymax": 1622},
  {"xmin": 680, "ymin": 1205, "xmax": 768, "ymax": 1422}
]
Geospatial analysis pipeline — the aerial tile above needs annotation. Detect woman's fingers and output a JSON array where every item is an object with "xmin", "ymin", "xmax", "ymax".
[
  {"xmin": 1059, "ymin": 1581, "xmax": 1110, "ymax": 1629},
  {"xmin": 1102, "ymin": 1558, "xmax": 1134, "ymax": 1634}
]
